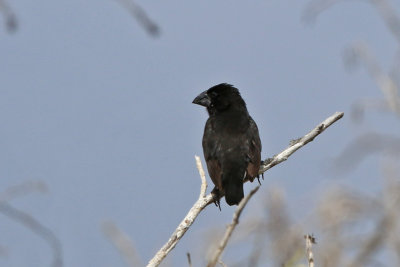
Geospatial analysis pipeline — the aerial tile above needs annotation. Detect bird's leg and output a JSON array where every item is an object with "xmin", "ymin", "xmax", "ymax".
[
  {"xmin": 260, "ymin": 160, "xmax": 265, "ymax": 180},
  {"xmin": 211, "ymin": 186, "xmax": 221, "ymax": 211},
  {"xmin": 247, "ymin": 170, "xmax": 262, "ymax": 185}
]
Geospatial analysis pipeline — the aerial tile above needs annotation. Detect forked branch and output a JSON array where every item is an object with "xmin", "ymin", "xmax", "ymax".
[{"xmin": 146, "ymin": 111, "xmax": 344, "ymax": 267}]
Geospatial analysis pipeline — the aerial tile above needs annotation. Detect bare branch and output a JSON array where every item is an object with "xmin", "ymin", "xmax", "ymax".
[
  {"xmin": 195, "ymin": 155, "xmax": 207, "ymax": 199},
  {"xmin": 304, "ymin": 234, "xmax": 316, "ymax": 267},
  {"xmin": 146, "ymin": 111, "xmax": 344, "ymax": 267},
  {"xmin": 102, "ymin": 220, "xmax": 142, "ymax": 267},
  {"xmin": 259, "ymin": 111, "xmax": 344, "ymax": 173},
  {"xmin": 206, "ymin": 186, "xmax": 260, "ymax": 267},
  {"xmin": 146, "ymin": 157, "xmax": 212, "ymax": 267}
]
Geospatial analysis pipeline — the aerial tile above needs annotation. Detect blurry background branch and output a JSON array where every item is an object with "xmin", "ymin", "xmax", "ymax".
[
  {"xmin": 303, "ymin": 0, "xmax": 400, "ymax": 44},
  {"xmin": 102, "ymin": 220, "xmax": 142, "ymax": 267},
  {"xmin": 114, "ymin": 0, "xmax": 160, "ymax": 37},
  {"xmin": 343, "ymin": 42, "xmax": 400, "ymax": 117},
  {"xmin": 0, "ymin": 180, "xmax": 48, "ymax": 202},
  {"xmin": 0, "ymin": 0, "xmax": 17, "ymax": 33},
  {"xmin": 331, "ymin": 132, "xmax": 400, "ymax": 174},
  {"xmin": 302, "ymin": 3, "xmax": 400, "ymax": 261},
  {"xmin": 304, "ymin": 0, "xmax": 400, "ymax": 121},
  {"xmin": 1, "ymin": 0, "xmax": 159, "ymax": 36},
  {"xmin": 186, "ymin": 252, "xmax": 192, "ymax": 267},
  {"xmin": 0, "ymin": 181, "xmax": 63, "ymax": 267}
]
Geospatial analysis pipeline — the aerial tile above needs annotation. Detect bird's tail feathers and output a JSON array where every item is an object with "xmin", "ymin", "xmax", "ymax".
[{"xmin": 223, "ymin": 177, "xmax": 244, "ymax": 206}]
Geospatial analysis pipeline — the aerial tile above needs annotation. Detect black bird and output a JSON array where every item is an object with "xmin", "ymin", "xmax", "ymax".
[{"xmin": 193, "ymin": 83, "xmax": 262, "ymax": 208}]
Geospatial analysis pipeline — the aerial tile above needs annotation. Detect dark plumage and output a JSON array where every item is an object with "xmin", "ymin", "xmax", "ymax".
[{"xmin": 193, "ymin": 83, "xmax": 262, "ymax": 208}]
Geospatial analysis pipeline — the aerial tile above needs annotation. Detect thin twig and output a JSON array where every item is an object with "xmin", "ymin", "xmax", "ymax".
[
  {"xmin": 207, "ymin": 186, "xmax": 260, "ymax": 267},
  {"xmin": 146, "ymin": 111, "xmax": 344, "ymax": 267},
  {"xmin": 304, "ymin": 234, "xmax": 316, "ymax": 267}
]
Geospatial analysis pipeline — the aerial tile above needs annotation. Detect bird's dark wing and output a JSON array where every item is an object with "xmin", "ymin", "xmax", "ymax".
[
  {"xmin": 245, "ymin": 117, "xmax": 262, "ymax": 181},
  {"xmin": 202, "ymin": 117, "xmax": 223, "ymax": 191}
]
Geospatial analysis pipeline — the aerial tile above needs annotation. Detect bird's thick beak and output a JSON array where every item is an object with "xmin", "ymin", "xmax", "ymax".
[{"xmin": 192, "ymin": 90, "xmax": 211, "ymax": 107}]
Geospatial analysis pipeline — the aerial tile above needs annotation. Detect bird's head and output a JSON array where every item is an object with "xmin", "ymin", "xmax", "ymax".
[{"xmin": 192, "ymin": 83, "xmax": 246, "ymax": 114}]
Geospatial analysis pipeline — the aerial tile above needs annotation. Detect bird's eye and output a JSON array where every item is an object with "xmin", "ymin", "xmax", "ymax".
[{"xmin": 210, "ymin": 91, "xmax": 218, "ymax": 98}]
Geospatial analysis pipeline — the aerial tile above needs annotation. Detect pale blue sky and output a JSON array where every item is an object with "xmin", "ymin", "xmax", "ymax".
[{"xmin": 1, "ymin": 1, "xmax": 399, "ymax": 266}]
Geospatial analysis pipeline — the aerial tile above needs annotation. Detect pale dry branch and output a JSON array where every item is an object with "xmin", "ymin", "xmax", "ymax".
[
  {"xmin": 259, "ymin": 111, "xmax": 344, "ymax": 173},
  {"xmin": 218, "ymin": 259, "xmax": 227, "ymax": 267},
  {"xmin": 147, "ymin": 157, "xmax": 212, "ymax": 267},
  {"xmin": 207, "ymin": 186, "xmax": 260, "ymax": 267},
  {"xmin": 196, "ymin": 155, "xmax": 207, "ymax": 199},
  {"xmin": 146, "ymin": 111, "xmax": 344, "ymax": 267},
  {"xmin": 304, "ymin": 234, "xmax": 316, "ymax": 267},
  {"xmin": 102, "ymin": 220, "xmax": 142, "ymax": 267}
]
